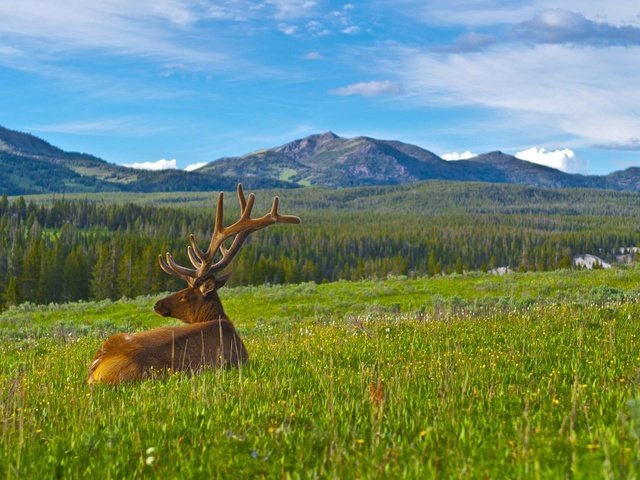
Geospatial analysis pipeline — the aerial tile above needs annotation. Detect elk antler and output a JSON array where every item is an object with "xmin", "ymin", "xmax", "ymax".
[{"xmin": 158, "ymin": 184, "xmax": 301, "ymax": 287}]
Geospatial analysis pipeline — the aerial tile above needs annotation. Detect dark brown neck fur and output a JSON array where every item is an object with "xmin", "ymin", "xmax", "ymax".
[{"xmin": 193, "ymin": 294, "xmax": 228, "ymax": 323}]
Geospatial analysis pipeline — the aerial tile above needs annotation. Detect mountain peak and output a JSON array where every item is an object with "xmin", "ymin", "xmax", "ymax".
[
  {"xmin": 273, "ymin": 131, "xmax": 344, "ymax": 162},
  {"xmin": 317, "ymin": 131, "xmax": 340, "ymax": 140}
]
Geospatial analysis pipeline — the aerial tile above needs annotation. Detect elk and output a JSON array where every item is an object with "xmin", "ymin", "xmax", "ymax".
[{"xmin": 87, "ymin": 184, "xmax": 300, "ymax": 385}]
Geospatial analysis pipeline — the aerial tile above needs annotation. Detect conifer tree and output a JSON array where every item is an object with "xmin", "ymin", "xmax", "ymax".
[
  {"xmin": 63, "ymin": 246, "xmax": 89, "ymax": 301},
  {"xmin": 90, "ymin": 244, "xmax": 114, "ymax": 300},
  {"xmin": 3, "ymin": 277, "xmax": 19, "ymax": 307}
]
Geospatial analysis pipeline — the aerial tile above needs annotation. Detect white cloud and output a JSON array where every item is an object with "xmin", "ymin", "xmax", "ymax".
[
  {"xmin": 442, "ymin": 32, "xmax": 496, "ymax": 52},
  {"xmin": 515, "ymin": 147, "xmax": 587, "ymax": 173},
  {"xmin": 326, "ymin": 3, "xmax": 361, "ymax": 36},
  {"xmin": 330, "ymin": 80, "xmax": 402, "ymax": 96},
  {"xmin": 303, "ymin": 51, "xmax": 323, "ymax": 60},
  {"xmin": 0, "ymin": 44, "xmax": 21, "ymax": 56},
  {"xmin": 306, "ymin": 21, "xmax": 329, "ymax": 36},
  {"xmin": 342, "ymin": 26, "xmax": 361, "ymax": 34},
  {"xmin": 396, "ymin": 0, "xmax": 640, "ymax": 28},
  {"xmin": 278, "ymin": 24, "xmax": 298, "ymax": 35},
  {"xmin": 124, "ymin": 158, "xmax": 177, "ymax": 170},
  {"xmin": 600, "ymin": 139, "xmax": 640, "ymax": 151},
  {"xmin": 442, "ymin": 150, "xmax": 477, "ymax": 160},
  {"xmin": 184, "ymin": 162, "xmax": 207, "ymax": 172},
  {"xmin": 29, "ymin": 117, "xmax": 169, "ymax": 136},
  {"xmin": 385, "ymin": 43, "xmax": 640, "ymax": 149},
  {"xmin": 0, "ymin": 1, "xmax": 227, "ymax": 68},
  {"xmin": 0, "ymin": 0, "xmax": 361, "ymax": 74},
  {"xmin": 266, "ymin": 0, "xmax": 317, "ymax": 20},
  {"xmin": 205, "ymin": 4, "xmax": 249, "ymax": 21},
  {"xmin": 443, "ymin": 9, "xmax": 640, "ymax": 53}
]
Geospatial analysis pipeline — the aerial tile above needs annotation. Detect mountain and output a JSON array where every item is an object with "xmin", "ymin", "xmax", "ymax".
[
  {"xmin": 456, "ymin": 151, "xmax": 599, "ymax": 188},
  {"xmin": 0, "ymin": 126, "xmax": 296, "ymax": 195},
  {"xmin": 199, "ymin": 132, "xmax": 639, "ymax": 191},
  {"xmin": 199, "ymin": 132, "xmax": 462, "ymax": 186},
  {"xmin": 603, "ymin": 167, "xmax": 640, "ymax": 191},
  {"xmin": 2, "ymin": 125, "xmax": 640, "ymax": 194}
]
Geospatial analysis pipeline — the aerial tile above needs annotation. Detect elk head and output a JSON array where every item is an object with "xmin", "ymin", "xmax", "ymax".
[{"xmin": 153, "ymin": 184, "xmax": 301, "ymax": 324}]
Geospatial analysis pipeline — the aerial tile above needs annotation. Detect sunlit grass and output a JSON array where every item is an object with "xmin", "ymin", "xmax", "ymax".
[{"xmin": 2, "ymin": 268, "xmax": 640, "ymax": 477}]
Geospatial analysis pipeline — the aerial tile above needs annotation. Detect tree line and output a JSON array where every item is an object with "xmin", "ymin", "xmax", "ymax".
[{"xmin": 0, "ymin": 194, "xmax": 638, "ymax": 310}]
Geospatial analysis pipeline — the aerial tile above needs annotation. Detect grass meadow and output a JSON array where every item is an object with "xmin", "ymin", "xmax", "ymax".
[{"xmin": 2, "ymin": 267, "xmax": 640, "ymax": 478}]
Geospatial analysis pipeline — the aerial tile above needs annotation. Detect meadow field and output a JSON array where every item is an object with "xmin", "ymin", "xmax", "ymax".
[{"xmin": 2, "ymin": 266, "xmax": 640, "ymax": 478}]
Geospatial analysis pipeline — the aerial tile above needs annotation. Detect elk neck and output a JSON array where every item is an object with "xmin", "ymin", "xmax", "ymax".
[{"xmin": 193, "ymin": 292, "xmax": 228, "ymax": 323}]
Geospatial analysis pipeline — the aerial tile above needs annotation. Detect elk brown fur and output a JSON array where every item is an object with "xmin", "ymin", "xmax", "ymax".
[{"xmin": 87, "ymin": 184, "xmax": 300, "ymax": 385}]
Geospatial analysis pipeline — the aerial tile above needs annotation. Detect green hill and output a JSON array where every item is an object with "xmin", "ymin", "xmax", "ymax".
[{"xmin": 0, "ymin": 125, "xmax": 296, "ymax": 194}]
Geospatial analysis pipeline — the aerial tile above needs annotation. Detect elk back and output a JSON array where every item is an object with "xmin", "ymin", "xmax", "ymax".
[{"xmin": 88, "ymin": 320, "xmax": 248, "ymax": 385}]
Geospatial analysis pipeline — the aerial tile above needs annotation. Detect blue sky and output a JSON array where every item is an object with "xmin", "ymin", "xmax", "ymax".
[{"xmin": 1, "ymin": 1, "xmax": 639, "ymax": 175}]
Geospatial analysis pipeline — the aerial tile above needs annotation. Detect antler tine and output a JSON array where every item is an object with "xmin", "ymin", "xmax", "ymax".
[
  {"xmin": 188, "ymin": 234, "xmax": 205, "ymax": 265},
  {"xmin": 158, "ymin": 253, "xmax": 197, "ymax": 286},
  {"xmin": 159, "ymin": 183, "xmax": 300, "ymax": 288},
  {"xmin": 275, "ymin": 213, "xmax": 302, "ymax": 224},
  {"xmin": 214, "ymin": 191, "xmax": 224, "ymax": 239},
  {"xmin": 188, "ymin": 190, "xmax": 229, "ymax": 265},
  {"xmin": 269, "ymin": 196, "xmax": 301, "ymax": 224},
  {"xmin": 187, "ymin": 245, "xmax": 203, "ymax": 270},
  {"xmin": 204, "ymin": 230, "xmax": 251, "ymax": 274},
  {"xmin": 240, "ymin": 193, "xmax": 256, "ymax": 220},
  {"xmin": 202, "ymin": 193, "xmax": 301, "ymax": 273},
  {"xmin": 166, "ymin": 252, "xmax": 198, "ymax": 277},
  {"xmin": 269, "ymin": 196, "xmax": 300, "ymax": 223},
  {"xmin": 200, "ymin": 190, "xmax": 233, "ymax": 261},
  {"xmin": 201, "ymin": 188, "xmax": 255, "ymax": 262},
  {"xmin": 237, "ymin": 183, "xmax": 247, "ymax": 213},
  {"xmin": 270, "ymin": 196, "xmax": 279, "ymax": 217}
]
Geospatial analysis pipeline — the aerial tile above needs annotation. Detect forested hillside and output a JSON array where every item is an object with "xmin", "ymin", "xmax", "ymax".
[
  {"xmin": 1, "ymin": 182, "xmax": 639, "ymax": 310},
  {"xmin": 0, "ymin": 125, "xmax": 297, "ymax": 194}
]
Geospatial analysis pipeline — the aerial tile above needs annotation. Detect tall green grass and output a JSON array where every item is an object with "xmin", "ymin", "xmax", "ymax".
[{"xmin": 2, "ymin": 268, "xmax": 640, "ymax": 478}]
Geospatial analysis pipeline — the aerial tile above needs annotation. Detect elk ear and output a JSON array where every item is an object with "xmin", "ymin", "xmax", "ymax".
[
  {"xmin": 215, "ymin": 272, "xmax": 232, "ymax": 289},
  {"xmin": 198, "ymin": 277, "xmax": 218, "ymax": 296},
  {"xmin": 198, "ymin": 272, "xmax": 231, "ymax": 296}
]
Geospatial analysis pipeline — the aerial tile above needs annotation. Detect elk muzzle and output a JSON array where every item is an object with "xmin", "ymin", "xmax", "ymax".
[{"xmin": 153, "ymin": 300, "xmax": 171, "ymax": 317}]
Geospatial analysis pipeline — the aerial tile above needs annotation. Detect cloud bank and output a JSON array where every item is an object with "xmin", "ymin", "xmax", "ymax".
[
  {"xmin": 124, "ymin": 159, "xmax": 176, "ymax": 171},
  {"xmin": 444, "ymin": 9, "xmax": 640, "ymax": 52},
  {"xmin": 303, "ymin": 51, "xmax": 323, "ymax": 60},
  {"xmin": 184, "ymin": 162, "xmax": 207, "ymax": 172},
  {"xmin": 387, "ymin": 42, "xmax": 640, "ymax": 149},
  {"xmin": 515, "ymin": 147, "xmax": 587, "ymax": 173},
  {"xmin": 330, "ymin": 80, "xmax": 402, "ymax": 96},
  {"xmin": 513, "ymin": 9, "xmax": 640, "ymax": 47},
  {"xmin": 442, "ymin": 151, "xmax": 477, "ymax": 160}
]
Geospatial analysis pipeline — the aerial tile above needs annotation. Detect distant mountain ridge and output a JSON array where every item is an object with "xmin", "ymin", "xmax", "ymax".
[
  {"xmin": 1, "ymin": 125, "xmax": 639, "ymax": 194},
  {"xmin": 199, "ymin": 131, "xmax": 638, "ymax": 191},
  {"xmin": 199, "ymin": 132, "xmax": 454, "ymax": 186},
  {"xmin": 0, "ymin": 126, "xmax": 294, "ymax": 194}
]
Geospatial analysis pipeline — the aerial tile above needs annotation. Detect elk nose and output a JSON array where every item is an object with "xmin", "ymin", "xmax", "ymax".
[{"xmin": 154, "ymin": 301, "xmax": 170, "ymax": 317}]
